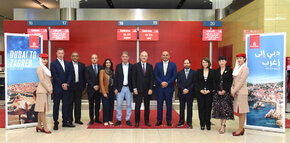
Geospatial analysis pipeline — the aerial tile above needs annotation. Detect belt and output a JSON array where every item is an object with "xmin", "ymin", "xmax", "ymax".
[{"xmin": 123, "ymin": 85, "xmax": 128, "ymax": 87}]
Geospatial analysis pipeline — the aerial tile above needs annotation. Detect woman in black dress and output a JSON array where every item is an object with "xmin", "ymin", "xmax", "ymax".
[
  {"xmin": 195, "ymin": 57, "xmax": 214, "ymax": 130},
  {"xmin": 212, "ymin": 56, "xmax": 234, "ymax": 134}
]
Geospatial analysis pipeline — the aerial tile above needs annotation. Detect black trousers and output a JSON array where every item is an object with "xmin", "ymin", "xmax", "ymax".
[
  {"xmin": 68, "ymin": 83, "xmax": 82, "ymax": 123},
  {"xmin": 197, "ymin": 93, "xmax": 213, "ymax": 127},
  {"xmin": 135, "ymin": 93, "xmax": 150, "ymax": 123},
  {"xmin": 102, "ymin": 88, "xmax": 114, "ymax": 122},
  {"xmin": 88, "ymin": 91, "xmax": 101, "ymax": 121},
  {"xmin": 179, "ymin": 94, "xmax": 194, "ymax": 124},
  {"xmin": 53, "ymin": 91, "xmax": 69, "ymax": 125}
]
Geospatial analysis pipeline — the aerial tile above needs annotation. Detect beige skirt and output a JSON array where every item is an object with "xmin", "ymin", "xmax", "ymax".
[
  {"xmin": 233, "ymin": 94, "xmax": 250, "ymax": 114},
  {"xmin": 34, "ymin": 93, "xmax": 48, "ymax": 112}
]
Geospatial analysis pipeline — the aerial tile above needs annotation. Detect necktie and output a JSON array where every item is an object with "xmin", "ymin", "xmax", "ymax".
[
  {"xmin": 61, "ymin": 60, "xmax": 65, "ymax": 72},
  {"xmin": 163, "ymin": 62, "xmax": 167, "ymax": 76},
  {"xmin": 142, "ymin": 64, "xmax": 146, "ymax": 76},
  {"xmin": 94, "ymin": 65, "xmax": 98, "ymax": 76},
  {"xmin": 185, "ymin": 69, "xmax": 189, "ymax": 79}
]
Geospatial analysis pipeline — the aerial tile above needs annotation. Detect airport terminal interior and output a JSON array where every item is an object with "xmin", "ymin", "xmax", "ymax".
[{"xmin": 0, "ymin": 0, "xmax": 290, "ymax": 143}]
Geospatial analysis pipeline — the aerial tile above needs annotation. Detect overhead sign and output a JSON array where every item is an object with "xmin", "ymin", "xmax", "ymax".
[
  {"xmin": 49, "ymin": 29, "xmax": 70, "ymax": 41},
  {"xmin": 117, "ymin": 29, "xmax": 137, "ymax": 41},
  {"xmin": 27, "ymin": 20, "xmax": 69, "ymax": 26},
  {"xmin": 203, "ymin": 21, "xmax": 222, "ymax": 27},
  {"xmin": 27, "ymin": 29, "xmax": 48, "ymax": 40},
  {"xmin": 139, "ymin": 29, "xmax": 159, "ymax": 41},
  {"xmin": 202, "ymin": 29, "xmax": 222, "ymax": 41},
  {"xmin": 118, "ymin": 20, "xmax": 159, "ymax": 26}
]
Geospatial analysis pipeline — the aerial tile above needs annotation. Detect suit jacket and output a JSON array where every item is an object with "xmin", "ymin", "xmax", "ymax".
[
  {"xmin": 50, "ymin": 59, "xmax": 71, "ymax": 94},
  {"xmin": 114, "ymin": 63, "xmax": 133, "ymax": 92},
  {"xmin": 213, "ymin": 67, "xmax": 233, "ymax": 93},
  {"xmin": 154, "ymin": 61, "xmax": 177, "ymax": 92},
  {"xmin": 132, "ymin": 62, "xmax": 154, "ymax": 94},
  {"xmin": 177, "ymin": 68, "xmax": 196, "ymax": 96},
  {"xmin": 99, "ymin": 69, "xmax": 115, "ymax": 95},
  {"xmin": 85, "ymin": 64, "xmax": 102, "ymax": 95},
  {"xmin": 36, "ymin": 66, "xmax": 53, "ymax": 94},
  {"xmin": 231, "ymin": 66, "xmax": 249, "ymax": 95},
  {"xmin": 69, "ymin": 61, "xmax": 86, "ymax": 92},
  {"xmin": 195, "ymin": 69, "xmax": 214, "ymax": 92}
]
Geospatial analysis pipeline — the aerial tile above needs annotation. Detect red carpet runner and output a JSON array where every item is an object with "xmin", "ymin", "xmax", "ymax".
[
  {"xmin": 88, "ymin": 110, "xmax": 189, "ymax": 129},
  {"xmin": 0, "ymin": 109, "xmax": 5, "ymax": 128}
]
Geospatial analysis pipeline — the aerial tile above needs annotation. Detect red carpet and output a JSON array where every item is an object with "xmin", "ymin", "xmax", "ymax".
[
  {"xmin": 286, "ymin": 118, "xmax": 290, "ymax": 128},
  {"xmin": 88, "ymin": 110, "xmax": 189, "ymax": 129},
  {"xmin": 0, "ymin": 109, "xmax": 5, "ymax": 128}
]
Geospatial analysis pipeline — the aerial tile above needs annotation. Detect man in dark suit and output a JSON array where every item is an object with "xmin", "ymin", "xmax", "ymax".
[
  {"xmin": 50, "ymin": 48, "xmax": 75, "ymax": 130},
  {"xmin": 114, "ymin": 51, "xmax": 133, "ymax": 127},
  {"xmin": 68, "ymin": 52, "xmax": 86, "ymax": 125},
  {"xmin": 132, "ymin": 51, "xmax": 154, "ymax": 127},
  {"xmin": 176, "ymin": 59, "xmax": 195, "ymax": 129},
  {"xmin": 85, "ymin": 54, "xmax": 102, "ymax": 125},
  {"xmin": 154, "ymin": 51, "xmax": 177, "ymax": 127}
]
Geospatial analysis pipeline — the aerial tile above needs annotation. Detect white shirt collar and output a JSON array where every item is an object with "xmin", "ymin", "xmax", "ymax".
[
  {"xmin": 57, "ymin": 58, "xmax": 64, "ymax": 62},
  {"xmin": 122, "ymin": 62, "xmax": 129, "ymax": 66}
]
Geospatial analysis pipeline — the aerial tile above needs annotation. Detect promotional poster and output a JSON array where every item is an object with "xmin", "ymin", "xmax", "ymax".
[
  {"xmin": 246, "ymin": 33, "xmax": 286, "ymax": 132},
  {"xmin": 4, "ymin": 33, "xmax": 42, "ymax": 129}
]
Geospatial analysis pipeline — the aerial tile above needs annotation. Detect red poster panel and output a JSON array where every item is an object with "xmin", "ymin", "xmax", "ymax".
[
  {"xmin": 287, "ymin": 57, "xmax": 290, "ymax": 70},
  {"xmin": 202, "ymin": 29, "xmax": 222, "ymax": 41},
  {"xmin": 29, "ymin": 35, "xmax": 39, "ymax": 49},
  {"xmin": 49, "ymin": 29, "xmax": 70, "ymax": 40},
  {"xmin": 249, "ymin": 35, "xmax": 260, "ymax": 49},
  {"xmin": 117, "ymin": 29, "xmax": 137, "ymax": 41},
  {"xmin": 139, "ymin": 29, "xmax": 159, "ymax": 41},
  {"xmin": 243, "ymin": 30, "xmax": 263, "ymax": 41},
  {"xmin": 27, "ymin": 29, "xmax": 48, "ymax": 40}
]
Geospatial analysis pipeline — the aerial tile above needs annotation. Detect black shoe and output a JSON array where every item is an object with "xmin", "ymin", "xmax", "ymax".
[
  {"xmin": 75, "ymin": 121, "xmax": 83, "ymax": 125},
  {"xmin": 53, "ymin": 125, "xmax": 58, "ymax": 130},
  {"xmin": 176, "ymin": 122, "xmax": 184, "ymax": 127},
  {"xmin": 63, "ymin": 123, "xmax": 75, "ymax": 127},
  {"xmin": 206, "ymin": 126, "xmax": 211, "ymax": 130},
  {"xmin": 155, "ymin": 121, "xmax": 162, "ymax": 126},
  {"xmin": 126, "ymin": 121, "xmax": 132, "ymax": 126},
  {"xmin": 95, "ymin": 119, "xmax": 102, "ymax": 124},
  {"xmin": 167, "ymin": 122, "xmax": 172, "ymax": 127},
  {"xmin": 89, "ymin": 120, "xmax": 94, "ymax": 125},
  {"xmin": 135, "ymin": 123, "xmax": 139, "ymax": 128},
  {"xmin": 115, "ymin": 120, "xmax": 122, "ymax": 126},
  {"xmin": 187, "ymin": 124, "xmax": 193, "ymax": 129},
  {"xmin": 145, "ymin": 122, "xmax": 151, "ymax": 127},
  {"xmin": 201, "ymin": 126, "xmax": 205, "ymax": 130}
]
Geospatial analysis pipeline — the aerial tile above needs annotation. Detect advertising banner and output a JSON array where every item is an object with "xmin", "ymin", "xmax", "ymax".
[
  {"xmin": 246, "ymin": 33, "xmax": 286, "ymax": 132},
  {"xmin": 4, "ymin": 33, "xmax": 43, "ymax": 129}
]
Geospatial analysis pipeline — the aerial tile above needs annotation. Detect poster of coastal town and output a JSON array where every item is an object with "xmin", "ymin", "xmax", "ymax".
[
  {"xmin": 246, "ymin": 33, "xmax": 286, "ymax": 132},
  {"xmin": 4, "ymin": 33, "xmax": 42, "ymax": 129}
]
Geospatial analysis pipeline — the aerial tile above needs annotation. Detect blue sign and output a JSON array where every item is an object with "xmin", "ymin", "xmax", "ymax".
[
  {"xmin": 27, "ymin": 20, "xmax": 69, "ymax": 26},
  {"xmin": 246, "ymin": 33, "xmax": 286, "ymax": 132},
  {"xmin": 203, "ymin": 21, "xmax": 222, "ymax": 27},
  {"xmin": 118, "ymin": 20, "xmax": 159, "ymax": 26}
]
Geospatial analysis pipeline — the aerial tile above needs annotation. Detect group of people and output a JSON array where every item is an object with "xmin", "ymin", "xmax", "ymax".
[{"xmin": 34, "ymin": 48, "xmax": 249, "ymax": 137}]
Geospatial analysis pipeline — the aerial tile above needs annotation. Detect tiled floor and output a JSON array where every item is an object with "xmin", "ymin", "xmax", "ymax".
[{"xmin": 0, "ymin": 102, "xmax": 289, "ymax": 143}]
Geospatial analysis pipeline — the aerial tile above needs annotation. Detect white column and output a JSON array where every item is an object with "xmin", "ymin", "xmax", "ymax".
[
  {"xmin": 212, "ymin": 0, "xmax": 233, "ymax": 9},
  {"xmin": 59, "ymin": 0, "xmax": 80, "ymax": 8}
]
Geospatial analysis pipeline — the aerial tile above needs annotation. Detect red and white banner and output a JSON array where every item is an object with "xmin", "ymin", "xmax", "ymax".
[
  {"xmin": 243, "ymin": 30, "xmax": 263, "ymax": 41},
  {"xmin": 287, "ymin": 57, "xmax": 290, "ymax": 70},
  {"xmin": 49, "ymin": 29, "xmax": 70, "ymax": 40},
  {"xmin": 29, "ymin": 35, "xmax": 39, "ymax": 49},
  {"xmin": 202, "ymin": 29, "xmax": 222, "ymax": 41},
  {"xmin": 27, "ymin": 29, "xmax": 48, "ymax": 40},
  {"xmin": 249, "ymin": 35, "xmax": 260, "ymax": 49},
  {"xmin": 139, "ymin": 29, "xmax": 159, "ymax": 41},
  {"xmin": 117, "ymin": 29, "xmax": 137, "ymax": 41}
]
